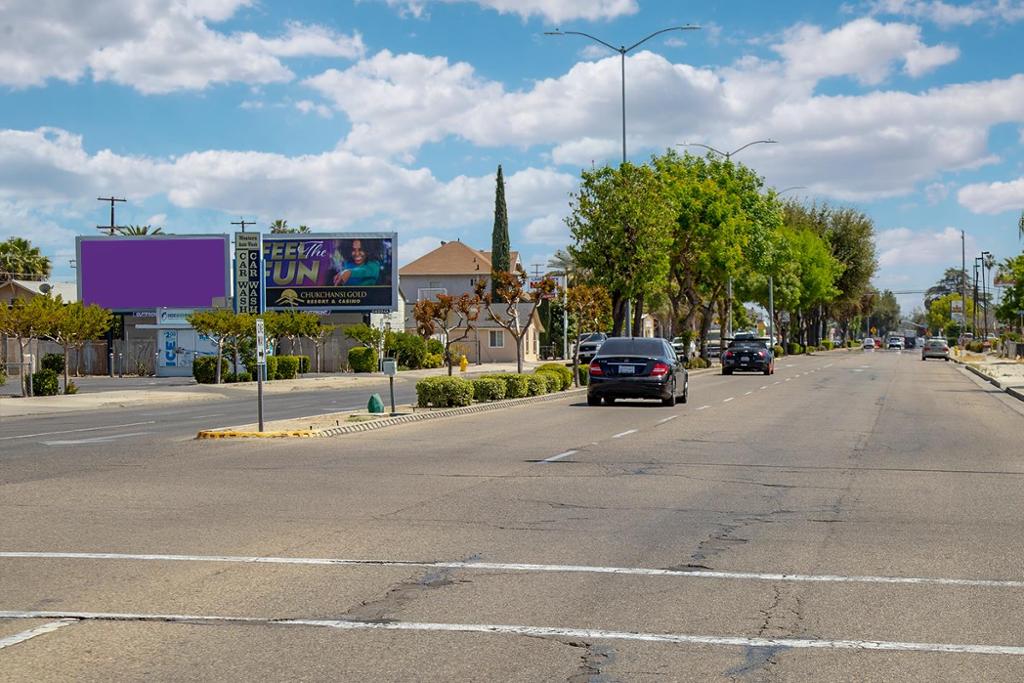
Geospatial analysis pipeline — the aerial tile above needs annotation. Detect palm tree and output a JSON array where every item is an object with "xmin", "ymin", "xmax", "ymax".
[
  {"xmin": 0, "ymin": 237, "xmax": 51, "ymax": 281},
  {"xmin": 269, "ymin": 219, "xmax": 289, "ymax": 233},
  {"xmin": 546, "ymin": 249, "xmax": 590, "ymax": 286},
  {"xmin": 1018, "ymin": 210, "xmax": 1023, "ymax": 241},
  {"xmin": 296, "ymin": 225, "xmax": 312, "ymax": 234},
  {"xmin": 115, "ymin": 225, "xmax": 164, "ymax": 236}
]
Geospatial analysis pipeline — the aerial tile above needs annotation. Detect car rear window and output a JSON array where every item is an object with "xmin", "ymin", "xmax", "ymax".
[
  {"xmin": 595, "ymin": 338, "xmax": 666, "ymax": 357},
  {"xmin": 729, "ymin": 340, "xmax": 766, "ymax": 349}
]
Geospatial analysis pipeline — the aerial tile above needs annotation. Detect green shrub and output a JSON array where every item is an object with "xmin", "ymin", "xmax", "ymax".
[
  {"xmin": 773, "ymin": 344, "xmax": 785, "ymax": 357},
  {"xmin": 0, "ymin": 363, "xmax": 7, "ymax": 386},
  {"xmin": 787, "ymin": 342, "xmax": 804, "ymax": 355},
  {"xmin": 416, "ymin": 376, "xmax": 474, "ymax": 407},
  {"xmin": 484, "ymin": 373, "xmax": 529, "ymax": 398},
  {"xmin": 348, "ymin": 346, "xmax": 378, "ymax": 373},
  {"xmin": 968, "ymin": 340, "xmax": 984, "ymax": 352},
  {"xmin": 31, "ymin": 369, "xmax": 60, "ymax": 396},
  {"xmin": 576, "ymin": 364, "xmax": 590, "ymax": 386},
  {"xmin": 846, "ymin": 340, "xmax": 857, "ymax": 348},
  {"xmin": 524, "ymin": 374, "xmax": 550, "ymax": 396},
  {"xmin": 265, "ymin": 355, "xmax": 279, "ymax": 380},
  {"xmin": 685, "ymin": 357, "xmax": 710, "ymax": 369},
  {"xmin": 421, "ymin": 352, "xmax": 444, "ymax": 369},
  {"xmin": 193, "ymin": 356, "xmax": 228, "ymax": 384},
  {"xmin": 224, "ymin": 371, "xmax": 253, "ymax": 383},
  {"xmin": 535, "ymin": 363, "xmax": 572, "ymax": 390},
  {"xmin": 426, "ymin": 338, "xmax": 444, "ymax": 356},
  {"xmin": 276, "ymin": 355, "xmax": 299, "ymax": 380},
  {"xmin": 391, "ymin": 332, "xmax": 427, "ymax": 370},
  {"xmin": 822, "ymin": 340, "xmax": 834, "ymax": 350},
  {"xmin": 472, "ymin": 377, "xmax": 506, "ymax": 402},
  {"xmin": 534, "ymin": 370, "xmax": 563, "ymax": 393},
  {"xmin": 64, "ymin": 380, "xmax": 78, "ymax": 395},
  {"xmin": 41, "ymin": 352, "xmax": 65, "ymax": 374},
  {"xmin": 296, "ymin": 355, "xmax": 311, "ymax": 373}
]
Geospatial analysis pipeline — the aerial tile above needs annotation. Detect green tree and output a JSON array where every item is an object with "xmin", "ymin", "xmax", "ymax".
[
  {"xmin": 0, "ymin": 237, "xmax": 51, "ymax": 281},
  {"xmin": 491, "ymin": 164, "xmax": 511, "ymax": 301},
  {"xmin": 995, "ymin": 254, "xmax": 1024, "ymax": 331},
  {"xmin": 565, "ymin": 284, "xmax": 611, "ymax": 384},
  {"xmin": 0, "ymin": 294, "xmax": 61, "ymax": 395},
  {"xmin": 925, "ymin": 266, "xmax": 967, "ymax": 310},
  {"xmin": 268, "ymin": 219, "xmax": 311, "ymax": 234},
  {"xmin": 47, "ymin": 302, "xmax": 112, "ymax": 391},
  {"xmin": 928, "ymin": 292, "xmax": 974, "ymax": 337},
  {"xmin": 187, "ymin": 309, "xmax": 241, "ymax": 384},
  {"xmin": 413, "ymin": 293, "xmax": 481, "ymax": 375},
  {"xmin": 115, "ymin": 225, "xmax": 164, "ymax": 236},
  {"xmin": 566, "ymin": 162, "xmax": 674, "ymax": 335}
]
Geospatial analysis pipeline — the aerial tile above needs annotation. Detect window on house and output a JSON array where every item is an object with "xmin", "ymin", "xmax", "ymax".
[
  {"xmin": 428, "ymin": 281, "xmax": 440, "ymax": 288},
  {"xmin": 488, "ymin": 330, "xmax": 504, "ymax": 348}
]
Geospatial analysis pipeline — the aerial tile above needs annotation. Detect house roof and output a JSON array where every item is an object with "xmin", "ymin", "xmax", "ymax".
[
  {"xmin": 1, "ymin": 279, "xmax": 78, "ymax": 302},
  {"xmin": 400, "ymin": 240, "xmax": 519, "ymax": 276}
]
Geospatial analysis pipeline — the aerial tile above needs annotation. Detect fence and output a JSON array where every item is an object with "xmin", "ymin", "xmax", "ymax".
[{"xmin": 2, "ymin": 337, "xmax": 157, "ymax": 378}]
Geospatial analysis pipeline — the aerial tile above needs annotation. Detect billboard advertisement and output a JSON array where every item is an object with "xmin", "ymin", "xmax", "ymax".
[
  {"xmin": 77, "ymin": 235, "xmax": 231, "ymax": 312},
  {"xmin": 263, "ymin": 233, "xmax": 397, "ymax": 312}
]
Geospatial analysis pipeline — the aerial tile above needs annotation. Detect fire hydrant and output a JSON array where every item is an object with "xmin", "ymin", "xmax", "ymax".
[{"xmin": 459, "ymin": 354, "xmax": 469, "ymax": 372}]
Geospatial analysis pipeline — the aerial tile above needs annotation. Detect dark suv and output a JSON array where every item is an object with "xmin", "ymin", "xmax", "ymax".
[{"xmin": 587, "ymin": 337, "xmax": 688, "ymax": 406}]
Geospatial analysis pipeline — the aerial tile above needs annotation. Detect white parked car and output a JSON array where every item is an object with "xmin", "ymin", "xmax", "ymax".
[{"xmin": 862, "ymin": 338, "xmax": 875, "ymax": 350}]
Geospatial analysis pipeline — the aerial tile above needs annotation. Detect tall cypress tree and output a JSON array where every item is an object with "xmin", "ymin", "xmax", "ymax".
[{"xmin": 491, "ymin": 165, "xmax": 511, "ymax": 301}]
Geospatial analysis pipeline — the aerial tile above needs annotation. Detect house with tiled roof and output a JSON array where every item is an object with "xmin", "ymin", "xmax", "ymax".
[{"xmin": 399, "ymin": 240, "xmax": 545, "ymax": 364}]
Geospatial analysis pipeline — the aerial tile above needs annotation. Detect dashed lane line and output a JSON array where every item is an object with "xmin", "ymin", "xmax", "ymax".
[
  {"xmin": 612, "ymin": 429, "xmax": 638, "ymax": 439},
  {"xmin": 540, "ymin": 450, "xmax": 577, "ymax": 464},
  {"xmin": 760, "ymin": 386, "xmax": 768, "ymax": 390},
  {"xmin": 0, "ymin": 421, "xmax": 156, "ymax": 441},
  {"xmin": 1, "ymin": 611, "xmax": 1023, "ymax": 657},
  {"xmin": 697, "ymin": 405, "xmax": 711, "ymax": 411},
  {"xmin": 41, "ymin": 432, "xmax": 152, "ymax": 446},
  {"xmin": 744, "ymin": 391, "xmax": 753, "ymax": 396},
  {"xmin": 723, "ymin": 397, "xmax": 734, "ymax": 403},
  {"xmin": 656, "ymin": 415, "xmax": 679, "ymax": 425},
  {"xmin": 0, "ymin": 619, "xmax": 74, "ymax": 650}
]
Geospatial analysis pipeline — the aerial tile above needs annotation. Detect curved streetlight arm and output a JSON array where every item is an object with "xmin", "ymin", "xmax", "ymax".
[
  {"xmin": 624, "ymin": 25, "xmax": 700, "ymax": 53},
  {"xmin": 728, "ymin": 139, "xmax": 777, "ymax": 157},
  {"xmin": 776, "ymin": 185, "xmax": 807, "ymax": 196},
  {"xmin": 678, "ymin": 141, "xmax": 727, "ymax": 157},
  {"xmin": 544, "ymin": 30, "xmax": 620, "ymax": 53}
]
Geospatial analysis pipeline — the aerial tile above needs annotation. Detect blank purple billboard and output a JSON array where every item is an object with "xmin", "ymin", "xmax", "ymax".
[{"xmin": 77, "ymin": 236, "xmax": 230, "ymax": 311}]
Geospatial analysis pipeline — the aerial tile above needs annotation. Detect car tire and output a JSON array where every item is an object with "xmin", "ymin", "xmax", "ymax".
[
  {"xmin": 681, "ymin": 380, "xmax": 688, "ymax": 404},
  {"xmin": 763, "ymin": 365, "xmax": 771, "ymax": 375},
  {"xmin": 603, "ymin": 396, "xmax": 616, "ymax": 405},
  {"xmin": 662, "ymin": 381, "xmax": 677, "ymax": 407},
  {"xmin": 944, "ymin": 357, "xmax": 949, "ymax": 362},
  {"xmin": 587, "ymin": 394, "xmax": 600, "ymax": 406},
  {"xmin": 722, "ymin": 368, "xmax": 732, "ymax": 375}
]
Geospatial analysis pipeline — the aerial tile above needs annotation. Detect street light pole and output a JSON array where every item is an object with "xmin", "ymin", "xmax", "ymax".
[{"xmin": 547, "ymin": 25, "xmax": 700, "ymax": 336}]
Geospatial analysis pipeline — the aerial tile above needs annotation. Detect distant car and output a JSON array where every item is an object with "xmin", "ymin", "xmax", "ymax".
[
  {"xmin": 671, "ymin": 336, "xmax": 694, "ymax": 358},
  {"xmin": 575, "ymin": 332, "xmax": 607, "ymax": 364},
  {"xmin": 922, "ymin": 337, "xmax": 950, "ymax": 361},
  {"xmin": 721, "ymin": 337, "xmax": 774, "ymax": 375},
  {"xmin": 874, "ymin": 338, "xmax": 882, "ymax": 348},
  {"xmin": 587, "ymin": 337, "xmax": 688, "ymax": 407},
  {"xmin": 887, "ymin": 336, "xmax": 904, "ymax": 350},
  {"xmin": 862, "ymin": 338, "xmax": 875, "ymax": 350}
]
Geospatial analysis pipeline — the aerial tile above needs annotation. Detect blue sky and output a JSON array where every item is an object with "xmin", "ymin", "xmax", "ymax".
[{"xmin": 3, "ymin": 0, "xmax": 1024, "ymax": 315}]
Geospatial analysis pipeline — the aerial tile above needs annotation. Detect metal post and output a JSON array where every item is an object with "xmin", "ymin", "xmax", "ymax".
[
  {"xmin": 389, "ymin": 375, "xmax": 397, "ymax": 416},
  {"xmin": 726, "ymin": 277, "xmax": 733, "ymax": 340},
  {"xmin": 562, "ymin": 276, "xmax": 568, "ymax": 360},
  {"xmin": 768, "ymin": 275, "xmax": 775, "ymax": 347},
  {"xmin": 255, "ymin": 317, "xmax": 266, "ymax": 433}
]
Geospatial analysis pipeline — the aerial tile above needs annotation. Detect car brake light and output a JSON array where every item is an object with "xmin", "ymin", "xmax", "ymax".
[
  {"xmin": 757, "ymin": 351, "xmax": 765, "ymax": 358},
  {"xmin": 651, "ymin": 362, "xmax": 670, "ymax": 376},
  {"xmin": 588, "ymin": 362, "xmax": 603, "ymax": 376},
  {"xmin": 724, "ymin": 351, "xmax": 734, "ymax": 358}
]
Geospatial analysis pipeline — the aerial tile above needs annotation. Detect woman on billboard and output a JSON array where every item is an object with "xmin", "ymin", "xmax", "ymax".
[{"xmin": 330, "ymin": 239, "xmax": 382, "ymax": 286}]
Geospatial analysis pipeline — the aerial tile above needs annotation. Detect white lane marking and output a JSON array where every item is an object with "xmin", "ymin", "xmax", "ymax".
[
  {"xmin": 853, "ymin": 369, "xmax": 865, "ymax": 373},
  {"xmin": 612, "ymin": 429, "xmax": 637, "ymax": 439},
  {"xmin": 657, "ymin": 415, "xmax": 679, "ymax": 425},
  {"xmin": 785, "ymin": 378, "xmax": 792, "ymax": 382},
  {"xmin": 825, "ymin": 364, "xmax": 834, "ymax": 368},
  {"xmin": 773, "ymin": 381, "xmax": 781, "ymax": 385},
  {"xmin": 540, "ymin": 450, "xmax": 577, "ymax": 463},
  {"xmin": 0, "ymin": 619, "xmax": 74, "ymax": 650},
  {"xmin": 744, "ymin": 391, "xmax": 753, "ymax": 396},
  {"xmin": 42, "ymin": 432, "xmax": 152, "ymax": 446},
  {"xmin": 0, "ymin": 421, "xmax": 156, "ymax": 441},
  {"xmin": 723, "ymin": 397, "xmax": 734, "ymax": 403},
  {"xmin": 6, "ymin": 551, "xmax": 1022, "ymax": 589},
  {"xmin": 785, "ymin": 364, "xmax": 794, "ymax": 368},
  {"xmin": 2, "ymin": 611, "xmax": 1022, "ymax": 656},
  {"xmin": 697, "ymin": 405, "xmax": 710, "ymax": 411},
  {"xmin": 759, "ymin": 386, "xmax": 768, "ymax": 390}
]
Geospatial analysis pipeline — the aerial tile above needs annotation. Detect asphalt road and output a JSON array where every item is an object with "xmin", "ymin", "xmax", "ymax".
[{"xmin": 3, "ymin": 349, "xmax": 1024, "ymax": 680}]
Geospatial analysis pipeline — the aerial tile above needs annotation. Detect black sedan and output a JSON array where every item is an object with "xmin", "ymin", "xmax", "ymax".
[
  {"xmin": 587, "ymin": 337, "xmax": 688, "ymax": 407},
  {"xmin": 721, "ymin": 338, "xmax": 774, "ymax": 375}
]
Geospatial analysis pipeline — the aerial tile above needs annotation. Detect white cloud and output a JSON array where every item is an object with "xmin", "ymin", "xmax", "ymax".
[
  {"xmin": 295, "ymin": 100, "xmax": 334, "ymax": 119},
  {"xmin": 957, "ymin": 177, "xmax": 1024, "ymax": 214},
  {"xmin": 924, "ymin": 182, "xmax": 950, "ymax": 204},
  {"xmin": 877, "ymin": 226, "xmax": 967, "ymax": 266},
  {"xmin": 867, "ymin": 0, "xmax": 1023, "ymax": 27},
  {"xmin": 523, "ymin": 214, "xmax": 569, "ymax": 245},
  {"xmin": 382, "ymin": 0, "xmax": 639, "ymax": 22},
  {"xmin": 399, "ymin": 235, "xmax": 445, "ymax": 266},
  {"xmin": 550, "ymin": 137, "xmax": 620, "ymax": 167},
  {"xmin": 772, "ymin": 18, "xmax": 957, "ymax": 86},
  {"xmin": 147, "ymin": 213, "xmax": 169, "ymax": 226},
  {"xmin": 0, "ymin": 1, "xmax": 363, "ymax": 93}
]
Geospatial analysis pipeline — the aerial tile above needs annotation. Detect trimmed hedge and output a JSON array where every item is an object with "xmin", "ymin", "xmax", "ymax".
[
  {"xmin": 576, "ymin": 365, "xmax": 590, "ymax": 386},
  {"xmin": 349, "ymin": 346, "xmax": 377, "ymax": 373},
  {"xmin": 787, "ymin": 342, "xmax": 804, "ymax": 355},
  {"xmin": 391, "ymin": 332, "xmax": 427, "ymax": 369},
  {"xmin": 534, "ymin": 370, "xmax": 564, "ymax": 393},
  {"xmin": 224, "ymin": 371, "xmax": 253, "ymax": 383},
  {"xmin": 773, "ymin": 345, "xmax": 785, "ymax": 358},
  {"xmin": 276, "ymin": 355, "xmax": 299, "ymax": 379},
  {"xmin": 41, "ymin": 352, "xmax": 65, "ymax": 374},
  {"xmin": 416, "ymin": 376, "xmax": 473, "ymax": 407},
  {"xmin": 426, "ymin": 338, "xmax": 444, "ymax": 356},
  {"xmin": 822, "ymin": 340, "xmax": 834, "ymax": 350},
  {"xmin": 524, "ymin": 374, "xmax": 550, "ymax": 396},
  {"xmin": 265, "ymin": 355, "xmax": 279, "ymax": 380},
  {"xmin": 685, "ymin": 357, "xmax": 710, "ymax": 369},
  {"xmin": 535, "ymin": 363, "xmax": 572, "ymax": 390},
  {"xmin": 483, "ymin": 373, "xmax": 529, "ymax": 398},
  {"xmin": 31, "ymin": 368, "xmax": 60, "ymax": 396},
  {"xmin": 193, "ymin": 356, "xmax": 228, "ymax": 384},
  {"xmin": 422, "ymin": 352, "xmax": 444, "ymax": 369},
  {"xmin": 472, "ymin": 377, "xmax": 506, "ymax": 402},
  {"xmin": 296, "ymin": 355, "xmax": 310, "ymax": 373}
]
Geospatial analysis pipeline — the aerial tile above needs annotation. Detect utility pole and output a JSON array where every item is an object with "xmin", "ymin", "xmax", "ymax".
[
  {"xmin": 973, "ymin": 258, "xmax": 980, "ymax": 334},
  {"xmin": 231, "ymin": 218, "xmax": 256, "ymax": 233},
  {"xmin": 961, "ymin": 230, "xmax": 967, "ymax": 335},
  {"xmin": 96, "ymin": 196, "xmax": 126, "ymax": 235}
]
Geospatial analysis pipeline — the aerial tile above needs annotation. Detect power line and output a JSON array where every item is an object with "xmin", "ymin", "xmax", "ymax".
[
  {"xmin": 96, "ymin": 196, "xmax": 127, "ymax": 235},
  {"xmin": 231, "ymin": 218, "xmax": 256, "ymax": 233}
]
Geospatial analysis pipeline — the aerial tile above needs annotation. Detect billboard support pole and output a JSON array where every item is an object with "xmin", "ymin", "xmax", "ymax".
[{"xmin": 255, "ymin": 318, "xmax": 266, "ymax": 432}]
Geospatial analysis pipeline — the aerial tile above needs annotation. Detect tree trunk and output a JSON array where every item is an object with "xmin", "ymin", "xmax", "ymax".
[
  {"xmin": 610, "ymin": 292, "xmax": 625, "ymax": 336},
  {"xmin": 17, "ymin": 336, "xmax": 27, "ymax": 397},
  {"xmin": 516, "ymin": 334, "xmax": 523, "ymax": 374},
  {"xmin": 63, "ymin": 346, "xmax": 70, "ymax": 394},
  {"xmin": 215, "ymin": 344, "xmax": 223, "ymax": 384},
  {"xmin": 632, "ymin": 293, "xmax": 644, "ymax": 336}
]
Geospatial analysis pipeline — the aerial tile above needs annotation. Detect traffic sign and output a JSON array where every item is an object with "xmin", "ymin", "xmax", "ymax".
[{"xmin": 255, "ymin": 318, "xmax": 266, "ymax": 365}]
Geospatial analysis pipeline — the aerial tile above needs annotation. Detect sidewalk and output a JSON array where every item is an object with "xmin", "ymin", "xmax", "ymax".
[
  {"xmin": 0, "ymin": 360, "xmax": 551, "ymax": 418},
  {"xmin": 954, "ymin": 350, "xmax": 1024, "ymax": 390}
]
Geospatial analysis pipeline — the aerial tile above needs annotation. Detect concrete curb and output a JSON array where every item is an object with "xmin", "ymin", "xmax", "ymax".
[
  {"xmin": 953, "ymin": 356, "xmax": 1024, "ymax": 404},
  {"xmin": 196, "ymin": 366, "xmax": 720, "ymax": 440}
]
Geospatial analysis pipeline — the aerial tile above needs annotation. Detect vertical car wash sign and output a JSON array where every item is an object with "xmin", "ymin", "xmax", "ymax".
[{"xmin": 235, "ymin": 232, "xmax": 263, "ymax": 314}]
